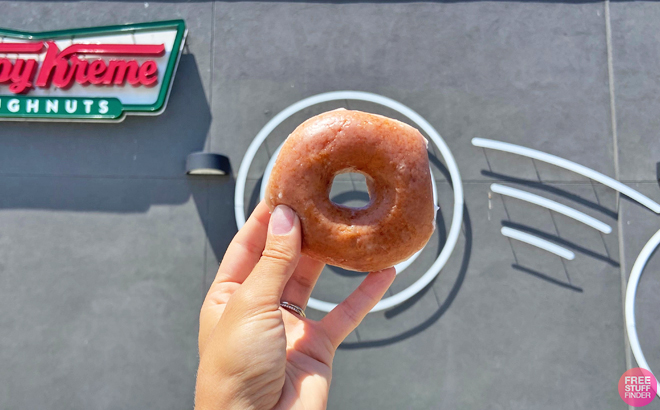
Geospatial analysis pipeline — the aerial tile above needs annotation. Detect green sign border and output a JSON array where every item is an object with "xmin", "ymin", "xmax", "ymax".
[{"xmin": 0, "ymin": 19, "xmax": 186, "ymax": 121}]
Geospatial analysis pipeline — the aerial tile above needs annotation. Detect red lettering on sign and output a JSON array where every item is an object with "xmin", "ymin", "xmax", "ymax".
[
  {"xmin": 0, "ymin": 42, "xmax": 44, "ymax": 54},
  {"xmin": 138, "ymin": 61, "xmax": 158, "ymax": 86},
  {"xmin": 0, "ymin": 41, "xmax": 164, "ymax": 93},
  {"xmin": 0, "ymin": 59, "xmax": 11, "ymax": 82},
  {"xmin": 88, "ymin": 60, "xmax": 107, "ymax": 85},
  {"xmin": 103, "ymin": 60, "xmax": 140, "ymax": 86},
  {"xmin": 59, "ymin": 44, "xmax": 164, "ymax": 57},
  {"xmin": 72, "ymin": 56, "xmax": 89, "ymax": 85},
  {"xmin": 9, "ymin": 59, "xmax": 37, "ymax": 94}
]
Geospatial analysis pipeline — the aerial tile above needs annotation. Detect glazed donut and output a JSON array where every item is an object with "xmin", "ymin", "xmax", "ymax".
[{"xmin": 265, "ymin": 109, "xmax": 435, "ymax": 272}]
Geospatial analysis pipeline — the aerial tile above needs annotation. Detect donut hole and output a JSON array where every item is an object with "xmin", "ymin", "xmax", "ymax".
[{"xmin": 329, "ymin": 172, "xmax": 372, "ymax": 209}]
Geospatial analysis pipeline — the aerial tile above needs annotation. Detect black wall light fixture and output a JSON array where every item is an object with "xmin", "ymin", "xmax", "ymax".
[{"xmin": 186, "ymin": 152, "xmax": 231, "ymax": 175}]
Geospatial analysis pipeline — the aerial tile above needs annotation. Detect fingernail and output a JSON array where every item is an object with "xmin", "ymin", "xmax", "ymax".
[{"xmin": 271, "ymin": 205, "xmax": 295, "ymax": 235}]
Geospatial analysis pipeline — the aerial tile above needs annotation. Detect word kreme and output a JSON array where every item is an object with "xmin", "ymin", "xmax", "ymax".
[{"xmin": 0, "ymin": 42, "xmax": 164, "ymax": 94}]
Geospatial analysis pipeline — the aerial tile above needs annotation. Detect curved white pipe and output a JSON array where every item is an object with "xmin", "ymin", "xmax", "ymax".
[
  {"xmin": 473, "ymin": 138, "xmax": 660, "ymax": 214},
  {"xmin": 501, "ymin": 227, "xmax": 575, "ymax": 260},
  {"xmin": 491, "ymin": 184, "xmax": 612, "ymax": 234},
  {"xmin": 625, "ymin": 228, "xmax": 660, "ymax": 396},
  {"xmin": 235, "ymin": 91, "xmax": 465, "ymax": 313}
]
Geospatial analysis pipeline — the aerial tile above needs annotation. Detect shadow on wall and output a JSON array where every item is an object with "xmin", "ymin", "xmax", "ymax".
[
  {"xmin": 339, "ymin": 204, "xmax": 471, "ymax": 349},
  {"xmin": 331, "ymin": 153, "xmax": 470, "ymax": 349},
  {"xmin": 0, "ymin": 54, "xmax": 211, "ymax": 213},
  {"xmin": 481, "ymin": 170, "xmax": 619, "ymax": 220},
  {"xmin": 192, "ymin": 175, "xmax": 238, "ymax": 265},
  {"xmin": 480, "ymin": 164, "xmax": 622, "ymax": 293}
]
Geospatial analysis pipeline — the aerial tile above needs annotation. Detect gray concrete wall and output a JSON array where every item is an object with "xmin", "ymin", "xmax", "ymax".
[{"xmin": 1, "ymin": 1, "xmax": 660, "ymax": 409}]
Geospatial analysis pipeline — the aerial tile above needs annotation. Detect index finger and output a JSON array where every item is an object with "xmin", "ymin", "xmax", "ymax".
[{"xmin": 321, "ymin": 268, "xmax": 396, "ymax": 349}]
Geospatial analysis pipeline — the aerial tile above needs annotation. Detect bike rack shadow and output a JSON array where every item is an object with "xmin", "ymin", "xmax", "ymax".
[
  {"xmin": 481, "ymin": 167, "xmax": 621, "ymax": 292},
  {"xmin": 480, "ymin": 170, "xmax": 618, "ymax": 220},
  {"xmin": 337, "ymin": 152, "xmax": 469, "ymax": 349},
  {"xmin": 501, "ymin": 220, "xmax": 619, "ymax": 267},
  {"xmin": 511, "ymin": 263, "xmax": 583, "ymax": 292},
  {"xmin": 339, "ymin": 204, "xmax": 471, "ymax": 349}
]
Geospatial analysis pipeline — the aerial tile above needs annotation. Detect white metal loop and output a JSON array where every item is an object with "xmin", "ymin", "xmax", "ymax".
[{"xmin": 235, "ymin": 91, "xmax": 464, "ymax": 312}]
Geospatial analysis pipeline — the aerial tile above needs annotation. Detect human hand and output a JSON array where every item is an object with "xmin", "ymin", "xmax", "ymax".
[{"xmin": 195, "ymin": 201, "xmax": 396, "ymax": 410}]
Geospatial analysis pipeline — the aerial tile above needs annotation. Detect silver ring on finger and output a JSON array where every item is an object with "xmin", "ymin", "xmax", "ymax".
[{"xmin": 280, "ymin": 301, "xmax": 306, "ymax": 318}]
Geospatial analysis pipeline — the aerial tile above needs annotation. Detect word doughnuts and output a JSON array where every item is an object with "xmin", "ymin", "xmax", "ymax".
[{"xmin": 265, "ymin": 109, "xmax": 435, "ymax": 272}]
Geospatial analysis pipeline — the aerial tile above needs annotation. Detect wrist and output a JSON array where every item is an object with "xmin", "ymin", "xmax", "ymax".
[{"xmin": 195, "ymin": 367, "xmax": 244, "ymax": 410}]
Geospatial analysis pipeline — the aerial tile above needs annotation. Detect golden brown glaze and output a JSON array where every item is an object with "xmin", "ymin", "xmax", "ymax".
[{"xmin": 265, "ymin": 109, "xmax": 435, "ymax": 272}]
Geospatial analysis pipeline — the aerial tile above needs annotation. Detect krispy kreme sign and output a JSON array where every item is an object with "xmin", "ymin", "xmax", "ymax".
[{"xmin": 0, "ymin": 20, "xmax": 186, "ymax": 121}]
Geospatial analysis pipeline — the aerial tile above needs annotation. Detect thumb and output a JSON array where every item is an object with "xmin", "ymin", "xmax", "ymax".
[{"xmin": 240, "ymin": 205, "xmax": 302, "ymax": 308}]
